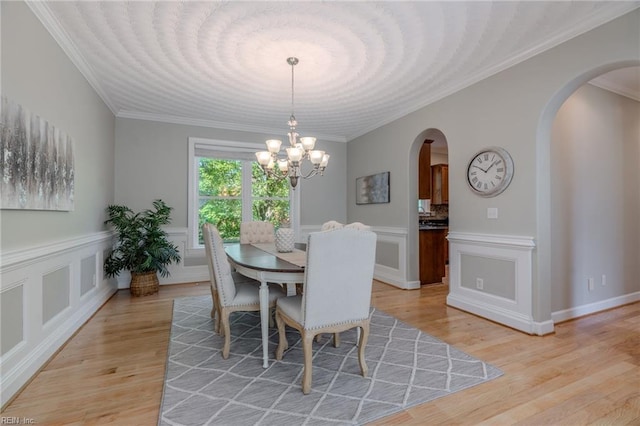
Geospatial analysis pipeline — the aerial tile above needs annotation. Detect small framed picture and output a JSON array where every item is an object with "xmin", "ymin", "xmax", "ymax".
[{"xmin": 356, "ymin": 171, "xmax": 390, "ymax": 205}]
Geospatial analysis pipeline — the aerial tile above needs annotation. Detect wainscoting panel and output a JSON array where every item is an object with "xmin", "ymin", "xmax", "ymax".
[
  {"xmin": 0, "ymin": 232, "xmax": 117, "ymax": 408},
  {"xmin": 0, "ymin": 282, "xmax": 24, "ymax": 356},
  {"xmin": 296, "ymin": 225, "xmax": 416, "ymax": 289},
  {"xmin": 80, "ymin": 255, "xmax": 97, "ymax": 296},
  {"xmin": 42, "ymin": 265, "xmax": 71, "ymax": 325},
  {"xmin": 445, "ymin": 232, "xmax": 551, "ymax": 335}
]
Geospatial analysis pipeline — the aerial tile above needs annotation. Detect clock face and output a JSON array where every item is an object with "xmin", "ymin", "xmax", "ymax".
[{"xmin": 466, "ymin": 147, "xmax": 514, "ymax": 197}]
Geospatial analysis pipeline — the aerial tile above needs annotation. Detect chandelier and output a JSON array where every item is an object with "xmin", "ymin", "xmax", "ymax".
[{"xmin": 255, "ymin": 57, "xmax": 329, "ymax": 189}]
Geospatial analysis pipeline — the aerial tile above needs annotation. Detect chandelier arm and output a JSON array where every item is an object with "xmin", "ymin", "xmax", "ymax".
[{"xmin": 299, "ymin": 164, "xmax": 321, "ymax": 179}]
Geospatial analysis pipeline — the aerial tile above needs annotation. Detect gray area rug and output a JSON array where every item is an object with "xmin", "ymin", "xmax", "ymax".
[{"xmin": 159, "ymin": 296, "xmax": 502, "ymax": 426}]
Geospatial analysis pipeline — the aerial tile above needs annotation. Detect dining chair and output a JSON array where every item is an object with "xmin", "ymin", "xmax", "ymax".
[
  {"xmin": 345, "ymin": 221, "xmax": 371, "ymax": 231},
  {"xmin": 275, "ymin": 227, "xmax": 377, "ymax": 394},
  {"xmin": 320, "ymin": 220, "xmax": 343, "ymax": 231},
  {"xmin": 202, "ymin": 223, "xmax": 285, "ymax": 358},
  {"xmin": 240, "ymin": 221, "xmax": 275, "ymax": 244}
]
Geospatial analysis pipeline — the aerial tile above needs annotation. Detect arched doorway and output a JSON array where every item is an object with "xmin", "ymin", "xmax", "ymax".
[
  {"xmin": 411, "ymin": 129, "xmax": 449, "ymax": 287},
  {"xmin": 536, "ymin": 61, "xmax": 640, "ymax": 328}
]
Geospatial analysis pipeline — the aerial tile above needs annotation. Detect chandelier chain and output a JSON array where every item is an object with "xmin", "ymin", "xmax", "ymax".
[{"xmin": 291, "ymin": 60, "xmax": 295, "ymax": 119}]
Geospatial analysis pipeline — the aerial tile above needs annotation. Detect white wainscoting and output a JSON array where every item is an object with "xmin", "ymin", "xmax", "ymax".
[
  {"xmin": 0, "ymin": 232, "xmax": 117, "ymax": 408},
  {"xmin": 445, "ymin": 232, "xmax": 553, "ymax": 335},
  {"xmin": 170, "ymin": 225, "xmax": 416, "ymax": 290},
  {"xmin": 300, "ymin": 225, "xmax": 416, "ymax": 290}
]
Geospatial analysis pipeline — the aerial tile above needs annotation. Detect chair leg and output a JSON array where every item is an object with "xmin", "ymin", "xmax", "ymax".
[
  {"xmin": 221, "ymin": 310, "xmax": 231, "ymax": 359},
  {"xmin": 301, "ymin": 331, "xmax": 315, "ymax": 394},
  {"xmin": 333, "ymin": 333, "xmax": 341, "ymax": 348},
  {"xmin": 357, "ymin": 322, "xmax": 370, "ymax": 377},
  {"xmin": 210, "ymin": 288, "xmax": 217, "ymax": 318},
  {"xmin": 275, "ymin": 310, "xmax": 288, "ymax": 360}
]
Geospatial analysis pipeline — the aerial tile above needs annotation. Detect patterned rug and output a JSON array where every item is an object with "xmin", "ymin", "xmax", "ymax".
[{"xmin": 159, "ymin": 296, "xmax": 502, "ymax": 425}]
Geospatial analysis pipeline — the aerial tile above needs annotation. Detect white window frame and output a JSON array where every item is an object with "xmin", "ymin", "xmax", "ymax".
[{"xmin": 187, "ymin": 137, "xmax": 300, "ymax": 252}]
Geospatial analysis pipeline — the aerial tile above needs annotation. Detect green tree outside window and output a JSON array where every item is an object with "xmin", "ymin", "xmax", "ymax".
[{"xmin": 197, "ymin": 158, "xmax": 289, "ymax": 243}]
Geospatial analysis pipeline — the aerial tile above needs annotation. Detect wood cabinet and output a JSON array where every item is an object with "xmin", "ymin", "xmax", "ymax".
[
  {"xmin": 431, "ymin": 164, "xmax": 448, "ymax": 205},
  {"xmin": 418, "ymin": 141, "xmax": 432, "ymax": 199},
  {"xmin": 419, "ymin": 229, "xmax": 447, "ymax": 284}
]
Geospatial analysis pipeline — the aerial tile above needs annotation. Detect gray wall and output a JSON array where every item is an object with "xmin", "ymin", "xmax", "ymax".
[
  {"xmin": 346, "ymin": 9, "xmax": 639, "ymax": 319},
  {"xmin": 114, "ymin": 118, "xmax": 347, "ymax": 228},
  {"xmin": 1, "ymin": 1, "xmax": 115, "ymax": 251},
  {"xmin": 550, "ymin": 83, "xmax": 640, "ymax": 312}
]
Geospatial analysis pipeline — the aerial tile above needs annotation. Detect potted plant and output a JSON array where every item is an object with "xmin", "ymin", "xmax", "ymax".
[{"xmin": 104, "ymin": 199, "xmax": 181, "ymax": 296}]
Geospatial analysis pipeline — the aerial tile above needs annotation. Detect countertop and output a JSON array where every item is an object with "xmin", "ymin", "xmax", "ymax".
[{"xmin": 419, "ymin": 225, "xmax": 449, "ymax": 231}]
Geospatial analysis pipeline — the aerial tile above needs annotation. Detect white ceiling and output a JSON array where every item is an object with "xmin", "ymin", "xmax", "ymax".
[{"xmin": 30, "ymin": 1, "xmax": 639, "ymax": 143}]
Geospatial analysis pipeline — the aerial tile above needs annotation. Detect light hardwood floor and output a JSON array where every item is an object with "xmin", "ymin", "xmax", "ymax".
[{"xmin": 2, "ymin": 281, "xmax": 639, "ymax": 425}]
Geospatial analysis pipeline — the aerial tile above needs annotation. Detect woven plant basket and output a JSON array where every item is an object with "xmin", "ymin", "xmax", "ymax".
[{"xmin": 130, "ymin": 271, "xmax": 159, "ymax": 297}]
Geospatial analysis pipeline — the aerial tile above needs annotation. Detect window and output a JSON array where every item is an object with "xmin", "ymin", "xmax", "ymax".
[{"xmin": 188, "ymin": 138, "xmax": 299, "ymax": 248}]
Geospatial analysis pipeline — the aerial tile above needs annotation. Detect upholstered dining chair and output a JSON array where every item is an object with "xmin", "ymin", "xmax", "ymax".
[
  {"xmin": 320, "ymin": 220, "xmax": 343, "ymax": 231},
  {"xmin": 240, "ymin": 221, "xmax": 275, "ymax": 244},
  {"xmin": 202, "ymin": 223, "xmax": 285, "ymax": 358},
  {"xmin": 344, "ymin": 221, "xmax": 371, "ymax": 231},
  {"xmin": 275, "ymin": 227, "xmax": 377, "ymax": 394}
]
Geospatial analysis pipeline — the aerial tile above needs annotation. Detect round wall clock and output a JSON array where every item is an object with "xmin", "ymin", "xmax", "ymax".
[{"xmin": 466, "ymin": 147, "xmax": 514, "ymax": 197}]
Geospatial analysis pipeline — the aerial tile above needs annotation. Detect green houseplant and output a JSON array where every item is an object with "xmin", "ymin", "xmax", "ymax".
[{"xmin": 104, "ymin": 199, "xmax": 181, "ymax": 296}]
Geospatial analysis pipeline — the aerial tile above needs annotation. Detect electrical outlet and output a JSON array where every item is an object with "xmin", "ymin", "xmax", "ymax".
[
  {"xmin": 476, "ymin": 278, "xmax": 484, "ymax": 290},
  {"xmin": 588, "ymin": 277, "xmax": 594, "ymax": 291},
  {"xmin": 601, "ymin": 274, "xmax": 606, "ymax": 286}
]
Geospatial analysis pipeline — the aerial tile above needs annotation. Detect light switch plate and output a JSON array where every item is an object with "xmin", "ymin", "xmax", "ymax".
[{"xmin": 487, "ymin": 207, "xmax": 498, "ymax": 219}]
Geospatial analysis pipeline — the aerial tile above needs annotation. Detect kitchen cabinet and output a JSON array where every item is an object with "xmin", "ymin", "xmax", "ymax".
[
  {"xmin": 419, "ymin": 228, "xmax": 447, "ymax": 284},
  {"xmin": 418, "ymin": 141, "xmax": 432, "ymax": 199},
  {"xmin": 431, "ymin": 164, "xmax": 448, "ymax": 205}
]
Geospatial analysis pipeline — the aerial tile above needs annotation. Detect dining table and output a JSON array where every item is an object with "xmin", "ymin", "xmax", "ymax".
[{"xmin": 224, "ymin": 242, "xmax": 306, "ymax": 368}]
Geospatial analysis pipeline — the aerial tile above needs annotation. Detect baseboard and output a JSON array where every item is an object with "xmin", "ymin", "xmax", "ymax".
[
  {"xmin": 447, "ymin": 293, "xmax": 552, "ymax": 335},
  {"xmin": 552, "ymin": 291, "xmax": 640, "ymax": 323}
]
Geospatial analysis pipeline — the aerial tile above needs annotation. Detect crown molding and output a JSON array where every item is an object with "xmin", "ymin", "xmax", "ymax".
[
  {"xmin": 589, "ymin": 79, "xmax": 640, "ymax": 102},
  {"xmin": 116, "ymin": 110, "xmax": 348, "ymax": 143},
  {"xmin": 347, "ymin": 3, "xmax": 640, "ymax": 141},
  {"xmin": 26, "ymin": 1, "xmax": 119, "ymax": 115}
]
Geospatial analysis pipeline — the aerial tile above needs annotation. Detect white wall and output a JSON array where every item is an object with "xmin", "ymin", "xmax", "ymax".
[
  {"xmin": 345, "ymin": 9, "xmax": 639, "ymax": 332},
  {"xmin": 114, "ymin": 118, "xmax": 347, "ymax": 231},
  {"xmin": 1, "ymin": 2, "xmax": 115, "ymax": 251},
  {"xmin": 550, "ymin": 83, "xmax": 640, "ymax": 316},
  {"xmin": 0, "ymin": 1, "xmax": 117, "ymax": 407}
]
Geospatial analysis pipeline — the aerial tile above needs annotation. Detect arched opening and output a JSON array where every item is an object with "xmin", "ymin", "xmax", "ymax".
[
  {"xmin": 410, "ymin": 129, "xmax": 449, "ymax": 287},
  {"xmin": 536, "ymin": 61, "xmax": 640, "ymax": 327}
]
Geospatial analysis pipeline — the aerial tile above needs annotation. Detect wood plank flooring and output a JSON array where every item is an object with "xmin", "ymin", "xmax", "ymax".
[{"xmin": 2, "ymin": 280, "xmax": 638, "ymax": 425}]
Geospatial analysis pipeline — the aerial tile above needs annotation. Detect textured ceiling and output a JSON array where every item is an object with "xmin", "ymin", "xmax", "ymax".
[{"xmin": 30, "ymin": 1, "xmax": 639, "ymax": 143}]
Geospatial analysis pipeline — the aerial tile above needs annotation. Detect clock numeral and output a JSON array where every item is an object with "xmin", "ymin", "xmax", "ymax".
[
  {"xmin": 476, "ymin": 181, "xmax": 482, "ymax": 189},
  {"xmin": 496, "ymin": 175, "xmax": 502, "ymax": 180},
  {"xmin": 472, "ymin": 177, "xmax": 478, "ymax": 184},
  {"xmin": 496, "ymin": 160, "xmax": 502, "ymax": 166},
  {"xmin": 491, "ymin": 181, "xmax": 496, "ymax": 187},
  {"xmin": 496, "ymin": 167, "xmax": 504, "ymax": 173},
  {"xmin": 470, "ymin": 171, "xmax": 477, "ymax": 176},
  {"xmin": 483, "ymin": 154, "xmax": 489, "ymax": 161},
  {"xmin": 483, "ymin": 183, "xmax": 488, "ymax": 190}
]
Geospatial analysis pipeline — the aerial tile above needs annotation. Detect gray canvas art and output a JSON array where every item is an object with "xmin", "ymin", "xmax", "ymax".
[
  {"xmin": 356, "ymin": 171, "xmax": 389, "ymax": 204},
  {"xmin": 1, "ymin": 96, "xmax": 74, "ymax": 211}
]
